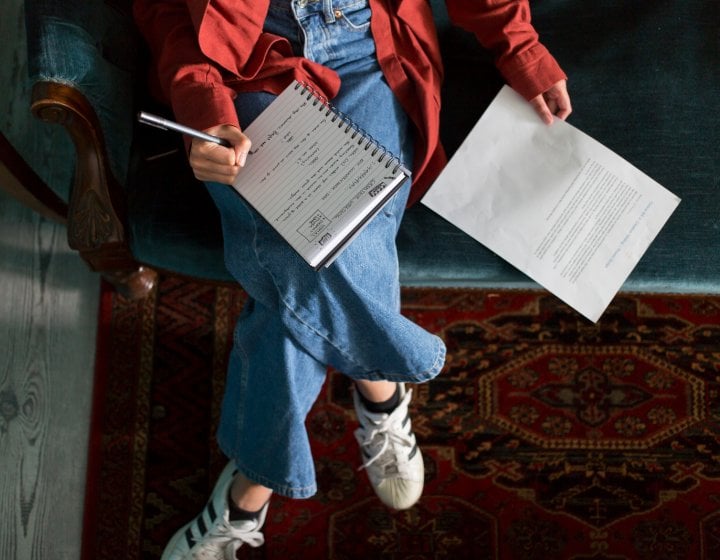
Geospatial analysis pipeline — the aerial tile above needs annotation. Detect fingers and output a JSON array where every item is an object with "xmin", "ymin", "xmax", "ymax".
[
  {"xmin": 188, "ymin": 124, "xmax": 252, "ymax": 184},
  {"xmin": 530, "ymin": 80, "xmax": 572, "ymax": 125},
  {"xmin": 189, "ymin": 149, "xmax": 241, "ymax": 185},
  {"xmin": 529, "ymin": 96, "xmax": 555, "ymax": 125},
  {"xmin": 549, "ymin": 80, "xmax": 572, "ymax": 121}
]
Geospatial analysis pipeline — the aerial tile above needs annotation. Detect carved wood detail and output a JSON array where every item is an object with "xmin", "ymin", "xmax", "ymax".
[
  {"xmin": 30, "ymin": 81, "xmax": 125, "ymax": 252},
  {"xmin": 29, "ymin": 80, "xmax": 156, "ymax": 299},
  {"xmin": 69, "ymin": 189, "xmax": 115, "ymax": 249}
]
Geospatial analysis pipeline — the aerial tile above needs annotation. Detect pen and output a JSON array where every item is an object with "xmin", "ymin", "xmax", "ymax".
[{"xmin": 137, "ymin": 111, "xmax": 232, "ymax": 147}]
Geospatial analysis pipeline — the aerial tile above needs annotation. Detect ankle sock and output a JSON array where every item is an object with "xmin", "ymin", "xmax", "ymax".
[
  {"xmin": 227, "ymin": 489, "xmax": 265, "ymax": 523},
  {"xmin": 357, "ymin": 383, "xmax": 401, "ymax": 414}
]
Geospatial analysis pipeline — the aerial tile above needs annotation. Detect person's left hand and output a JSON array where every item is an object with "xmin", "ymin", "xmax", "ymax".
[{"xmin": 529, "ymin": 79, "xmax": 572, "ymax": 125}]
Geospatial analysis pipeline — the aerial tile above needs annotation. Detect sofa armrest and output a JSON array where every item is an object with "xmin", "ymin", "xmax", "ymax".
[
  {"xmin": 30, "ymin": 80, "xmax": 130, "ymax": 260},
  {"xmin": 29, "ymin": 79, "xmax": 157, "ymax": 298},
  {"xmin": 24, "ymin": 0, "xmax": 139, "ymax": 252},
  {"xmin": 23, "ymin": 0, "xmax": 160, "ymax": 297},
  {"xmin": 25, "ymin": 0, "xmax": 139, "ymax": 186}
]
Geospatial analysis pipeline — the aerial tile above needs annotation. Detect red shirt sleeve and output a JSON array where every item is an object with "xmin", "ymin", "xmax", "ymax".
[
  {"xmin": 132, "ymin": 0, "xmax": 240, "ymax": 134},
  {"xmin": 445, "ymin": 0, "xmax": 567, "ymax": 100}
]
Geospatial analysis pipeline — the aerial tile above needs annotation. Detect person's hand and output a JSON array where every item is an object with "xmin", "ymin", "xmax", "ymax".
[
  {"xmin": 188, "ymin": 124, "xmax": 252, "ymax": 184},
  {"xmin": 529, "ymin": 79, "xmax": 572, "ymax": 125}
]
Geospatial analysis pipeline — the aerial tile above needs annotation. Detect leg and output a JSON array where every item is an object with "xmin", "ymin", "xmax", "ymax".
[
  {"xmin": 209, "ymin": 171, "xmax": 445, "ymax": 497},
  {"xmin": 355, "ymin": 379, "xmax": 398, "ymax": 403},
  {"xmin": 210, "ymin": 0, "xmax": 445, "ymax": 501},
  {"xmin": 162, "ymin": 2, "xmax": 446, "ymax": 557},
  {"xmin": 230, "ymin": 473, "xmax": 273, "ymax": 512}
]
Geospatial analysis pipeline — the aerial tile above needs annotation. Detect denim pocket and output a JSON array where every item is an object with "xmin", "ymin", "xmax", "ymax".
[{"xmin": 335, "ymin": 4, "xmax": 371, "ymax": 32}]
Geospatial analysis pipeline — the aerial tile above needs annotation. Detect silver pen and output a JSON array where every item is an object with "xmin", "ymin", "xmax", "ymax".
[{"xmin": 137, "ymin": 111, "xmax": 232, "ymax": 147}]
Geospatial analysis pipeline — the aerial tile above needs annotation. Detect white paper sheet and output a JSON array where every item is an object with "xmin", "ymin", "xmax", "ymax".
[{"xmin": 422, "ymin": 86, "xmax": 680, "ymax": 322}]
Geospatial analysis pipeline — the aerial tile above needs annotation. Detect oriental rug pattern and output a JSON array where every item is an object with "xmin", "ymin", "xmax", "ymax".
[{"xmin": 83, "ymin": 276, "xmax": 720, "ymax": 559}]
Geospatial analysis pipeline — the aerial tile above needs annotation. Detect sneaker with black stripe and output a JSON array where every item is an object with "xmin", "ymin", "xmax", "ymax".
[
  {"xmin": 353, "ymin": 383, "xmax": 424, "ymax": 510},
  {"xmin": 161, "ymin": 461, "xmax": 267, "ymax": 560}
]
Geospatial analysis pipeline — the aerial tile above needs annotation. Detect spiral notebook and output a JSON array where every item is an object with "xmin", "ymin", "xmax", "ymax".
[{"xmin": 232, "ymin": 80, "xmax": 410, "ymax": 269}]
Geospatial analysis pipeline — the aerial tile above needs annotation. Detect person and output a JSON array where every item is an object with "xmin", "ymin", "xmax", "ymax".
[{"xmin": 132, "ymin": 0, "xmax": 571, "ymax": 557}]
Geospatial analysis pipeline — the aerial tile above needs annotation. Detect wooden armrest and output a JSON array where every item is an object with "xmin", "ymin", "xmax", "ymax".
[
  {"xmin": 30, "ymin": 80, "xmax": 157, "ymax": 299},
  {"xmin": 30, "ymin": 80, "xmax": 135, "ymax": 268}
]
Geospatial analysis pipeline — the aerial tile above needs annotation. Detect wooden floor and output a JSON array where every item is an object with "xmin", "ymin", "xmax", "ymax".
[{"xmin": 0, "ymin": 1, "xmax": 100, "ymax": 558}]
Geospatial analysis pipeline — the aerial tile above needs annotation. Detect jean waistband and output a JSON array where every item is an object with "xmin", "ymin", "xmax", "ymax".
[{"xmin": 269, "ymin": 0, "xmax": 370, "ymax": 21}]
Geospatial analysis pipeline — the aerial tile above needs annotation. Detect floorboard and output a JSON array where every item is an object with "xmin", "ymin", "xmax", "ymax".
[{"xmin": 0, "ymin": 1, "xmax": 100, "ymax": 558}]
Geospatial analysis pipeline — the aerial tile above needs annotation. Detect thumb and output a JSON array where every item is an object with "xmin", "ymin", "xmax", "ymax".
[{"xmin": 228, "ymin": 128, "xmax": 253, "ymax": 167}]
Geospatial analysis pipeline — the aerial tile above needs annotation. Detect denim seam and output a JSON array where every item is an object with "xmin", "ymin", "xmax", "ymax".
[
  {"xmin": 282, "ymin": 291, "xmax": 363, "ymax": 368},
  {"xmin": 235, "ymin": 459, "xmax": 318, "ymax": 499},
  {"xmin": 242, "ymin": 197, "xmax": 368, "ymax": 374},
  {"xmin": 231, "ymin": 329, "xmax": 250, "ymax": 444},
  {"xmin": 217, "ymin": 421, "xmax": 318, "ymax": 498},
  {"xmin": 280, "ymin": 208, "xmax": 404, "ymax": 376},
  {"xmin": 373, "ymin": 336, "xmax": 446, "ymax": 383},
  {"xmin": 280, "ymin": 241, "xmax": 405, "ymax": 374},
  {"xmin": 284, "ymin": 296, "xmax": 446, "ymax": 383},
  {"xmin": 224, "ymin": 211, "xmax": 321, "ymax": 496}
]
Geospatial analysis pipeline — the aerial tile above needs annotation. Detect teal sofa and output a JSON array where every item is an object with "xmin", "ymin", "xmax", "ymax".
[{"xmin": 23, "ymin": 0, "xmax": 719, "ymax": 299}]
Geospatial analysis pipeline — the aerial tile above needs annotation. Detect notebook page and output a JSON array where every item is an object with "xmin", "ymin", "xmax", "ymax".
[{"xmin": 232, "ymin": 81, "xmax": 407, "ymax": 268}]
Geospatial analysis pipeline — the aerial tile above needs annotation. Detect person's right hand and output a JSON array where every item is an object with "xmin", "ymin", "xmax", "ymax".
[
  {"xmin": 528, "ymin": 80, "xmax": 572, "ymax": 126},
  {"xmin": 188, "ymin": 124, "xmax": 252, "ymax": 184}
]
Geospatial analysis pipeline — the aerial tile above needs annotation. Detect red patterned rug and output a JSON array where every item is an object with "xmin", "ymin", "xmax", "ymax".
[{"xmin": 83, "ymin": 275, "xmax": 720, "ymax": 559}]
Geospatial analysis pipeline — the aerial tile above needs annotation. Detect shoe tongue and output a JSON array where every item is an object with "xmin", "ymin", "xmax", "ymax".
[{"xmin": 364, "ymin": 409, "xmax": 391, "ymax": 424}]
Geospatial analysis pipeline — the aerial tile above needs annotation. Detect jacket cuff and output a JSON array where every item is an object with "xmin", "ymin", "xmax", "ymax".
[
  {"xmin": 497, "ymin": 43, "xmax": 567, "ymax": 101},
  {"xmin": 170, "ymin": 82, "xmax": 239, "ymax": 149}
]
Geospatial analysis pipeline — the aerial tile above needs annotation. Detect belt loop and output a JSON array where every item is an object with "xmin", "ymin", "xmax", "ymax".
[{"xmin": 322, "ymin": 0, "xmax": 336, "ymax": 23}]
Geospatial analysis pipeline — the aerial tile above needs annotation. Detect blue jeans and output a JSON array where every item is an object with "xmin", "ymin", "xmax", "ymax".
[{"xmin": 207, "ymin": 0, "xmax": 446, "ymax": 498}]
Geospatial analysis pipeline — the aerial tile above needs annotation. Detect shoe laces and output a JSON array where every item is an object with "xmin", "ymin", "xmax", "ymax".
[
  {"xmin": 193, "ymin": 518, "xmax": 264, "ymax": 560},
  {"xmin": 357, "ymin": 389, "xmax": 416, "ymax": 474}
]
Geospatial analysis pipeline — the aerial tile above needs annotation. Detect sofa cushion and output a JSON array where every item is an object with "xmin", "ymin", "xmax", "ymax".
[{"xmin": 126, "ymin": 0, "xmax": 719, "ymax": 293}]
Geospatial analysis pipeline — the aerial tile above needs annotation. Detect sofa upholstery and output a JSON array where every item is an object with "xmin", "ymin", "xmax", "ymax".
[{"xmin": 24, "ymin": 0, "xmax": 720, "ymax": 297}]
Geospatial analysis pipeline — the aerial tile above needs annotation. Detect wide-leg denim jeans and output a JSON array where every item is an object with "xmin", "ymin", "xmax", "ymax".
[{"xmin": 206, "ymin": 0, "xmax": 446, "ymax": 498}]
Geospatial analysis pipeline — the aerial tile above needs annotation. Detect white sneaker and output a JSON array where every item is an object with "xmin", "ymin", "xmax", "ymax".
[
  {"xmin": 161, "ymin": 462, "xmax": 268, "ymax": 560},
  {"xmin": 353, "ymin": 383, "xmax": 424, "ymax": 510}
]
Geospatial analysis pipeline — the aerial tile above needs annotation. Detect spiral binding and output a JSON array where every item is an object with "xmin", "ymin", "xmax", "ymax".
[{"xmin": 294, "ymin": 81, "xmax": 405, "ymax": 174}]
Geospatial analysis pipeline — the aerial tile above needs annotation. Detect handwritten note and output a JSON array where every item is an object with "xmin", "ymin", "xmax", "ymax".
[{"xmin": 233, "ymin": 81, "xmax": 409, "ymax": 269}]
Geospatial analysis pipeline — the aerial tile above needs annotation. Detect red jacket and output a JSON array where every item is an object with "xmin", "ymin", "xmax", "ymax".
[{"xmin": 133, "ymin": 0, "xmax": 566, "ymax": 206}]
